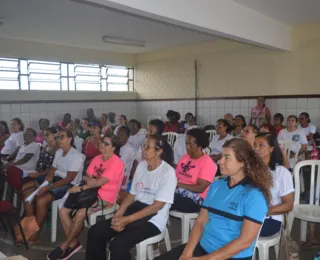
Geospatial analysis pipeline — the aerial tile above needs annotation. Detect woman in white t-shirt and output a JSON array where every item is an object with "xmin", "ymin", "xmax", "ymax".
[
  {"xmin": 254, "ymin": 133, "xmax": 294, "ymax": 237},
  {"xmin": 17, "ymin": 129, "xmax": 84, "ymax": 244},
  {"xmin": 278, "ymin": 115, "xmax": 308, "ymax": 157},
  {"xmin": 210, "ymin": 119, "xmax": 233, "ymax": 162},
  {"xmin": 86, "ymin": 134, "xmax": 177, "ymax": 260},
  {"xmin": 299, "ymin": 112, "xmax": 317, "ymax": 145},
  {"xmin": 1, "ymin": 118, "xmax": 24, "ymax": 157}
]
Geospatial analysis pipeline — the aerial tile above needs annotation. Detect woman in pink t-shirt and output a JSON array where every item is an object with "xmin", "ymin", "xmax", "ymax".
[
  {"xmin": 172, "ymin": 128, "xmax": 217, "ymax": 213},
  {"xmin": 54, "ymin": 135, "xmax": 124, "ymax": 259}
]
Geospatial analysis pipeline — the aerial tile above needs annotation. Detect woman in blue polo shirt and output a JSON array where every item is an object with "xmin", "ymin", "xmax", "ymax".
[{"xmin": 156, "ymin": 138, "xmax": 272, "ymax": 260}]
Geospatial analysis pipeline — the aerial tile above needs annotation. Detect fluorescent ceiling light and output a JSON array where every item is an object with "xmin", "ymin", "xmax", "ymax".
[{"xmin": 102, "ymin": 36, "xmax": 145, "ymax": 47}]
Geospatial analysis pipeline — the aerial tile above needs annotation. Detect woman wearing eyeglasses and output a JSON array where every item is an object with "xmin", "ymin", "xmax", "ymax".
[
  {"xmin": 47, "ymin": 136, "xmax": 125, "ymax": 260},
  {"xmin": 17, "ymin": 129, "xmax": 84, "ymax": 245},
  {"xmin": 85, "ymin": 134, "xmax": 176, "ymax": 260}
]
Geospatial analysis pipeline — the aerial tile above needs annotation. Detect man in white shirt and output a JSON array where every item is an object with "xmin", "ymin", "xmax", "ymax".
[
  {"xmin": 8, "ymin": 128, "xmax": 40, "ymax": 178},
  {"xmin": 118, "ymin": 126, "xmax": 137, "ymax": 190}
]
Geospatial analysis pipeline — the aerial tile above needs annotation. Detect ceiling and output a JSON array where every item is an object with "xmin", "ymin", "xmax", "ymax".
[
  {"xmin": 0, "ymin": 0, "xmax": 218, "ymax": 54},
  {"xmin": 234, "ymin": 0, "xmax": 320, "ymax": 25}
]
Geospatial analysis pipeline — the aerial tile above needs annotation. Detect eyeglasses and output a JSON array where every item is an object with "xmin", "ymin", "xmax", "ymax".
[
  {"xmin": 101, "ymin": 141, "xmax": 111, "ymax": 146},
  {"xmin": 55, "ymin": 135, "xmax": 66, "ymax": 140},
  {"xmin": 141, "ymin": 144, "xmax": 156, "ymax": 150}
]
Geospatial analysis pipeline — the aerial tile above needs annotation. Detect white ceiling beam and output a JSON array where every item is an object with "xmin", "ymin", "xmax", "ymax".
[{"xmin": 78, "ymin": 0, "xmax": 291, "ymax": 51}]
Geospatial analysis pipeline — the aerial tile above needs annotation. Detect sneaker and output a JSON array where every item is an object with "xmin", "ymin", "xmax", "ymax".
[
  {"xmin": 59, "ymin": 241, "xmax": 82, "ymax": 260},
  {"xmin": 47, "ymin": 247, "xmax": 64, "ymax": 260}
]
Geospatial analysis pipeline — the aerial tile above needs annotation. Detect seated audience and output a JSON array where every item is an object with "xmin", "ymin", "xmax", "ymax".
[
  {"xmin": 249, "ymin": 96, "xmax": 271, "ymax": 128},
  {"xmin": 156, "ymin": 138, "xmax": 271, "ymax": 260},
  {"xmin": 185, "ymin": 116, "xmax": 197, "ymax": 132},
  {"xmin": 47, "ymin": 136, "xmax": 124, "ymax": 260},
  {"xmin": 273, "ymin": 113, "xmax": 285, "ymax": 136},
  {"xmin": 117, "ymin": 126, "xmax": 137, "ymax": 200},
  {"xmin": 278, "ymin": 115, "xmax": 308, "ymax": 160},
  {"xmin": 35, "ymin": 118, "xmax": 49, "ymax": 145},
  {"xmin": 6, "ymin": 128, "xmax": 40, "ymax": 178},
  {"xmin": 1, "ymin": 118, "xmax": 24, "ymax": 157},
  {"xmin": 84, "ymin": 120, "xmax": 101, "ymax": 165},
  {"xmin": 223, "ymin": 113, "xmax": 234, "ymax": 127},
  {"xmin": 58, "ymin": 113, "xmax": 72, "ymax": 130},
  {"xmin": 254, "ymin": 133, "xmax": 294, "ymax": 237},
  {"xmin": 114, "ymin": 114, "xmax": 128, "ymax": 135},
  {"xmin": 0, "ymin": 121, "xmax": 10, "ymax": 151},
  {"xmin": 108, "ymin": 112, "xmax": 117, "ymax": 129},
  {"xmin": 259, "ymin": 123, "xmax": 277, "ymax": 136},
  {"xmin": 173, "ymin": 128, "xmax": 217, "ymax": 213},
  {"xmin": 70, "ymin": 122, "xmax": 83, "ymax": 153},
  {"xmin": 164, "ymin": 110, "xmax": 180, "ymax": 133},
  {"xmin": 73, "ymin": 118, "xmax": 81, "ymax": 134},
  {"xmin": 179, "ymin": 112, "xmax": 193, "ymax": 133},
  {"xmin": 299, "ymin": 112, "xmax": 316, "ymax": 145},
  {"xmin": 100, "ymin": 113, "xmax": 111, "ymax": 136},
  {"xmin": 210, "ymin": 119, "xmax": 233, "ymax": 162},
  {"xmin": 241, "ymin": 124, "xmax": 258, "ymax": 147},
  {"xmin": 78, "ymin": 118, "xmax": 91, "ymax": 141},
  {"xmin": 85, "ymin": 134, "xmax": 177, "ymax": 260},
  {"xmin": 18, "ymin": 130, "xmax": 84, "ymax": 244},
  {"xmin": 258, "ymin": 124, "xmax": 290, "ymax": 169},
  {"xmin": 87, "ymin": 108, "xmax": 98, "ymax": 122},
  {"xmin": 232, "ymin": 115, "xmax": 246, "ymax": 137},
  {"xmin": 128, "ymin": 119, "xmax": 145, "ymax": 150}
]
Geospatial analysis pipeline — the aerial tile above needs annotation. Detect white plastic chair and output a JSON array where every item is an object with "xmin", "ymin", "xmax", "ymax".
[
  {"xmin": 136, "ymin": 227, "xmax": 171, "ymax": 260},
  {"xmin": 278, "ymin": 140, "xmax": 301, "ymax": 168},
  {"xmin": 255, "ymin": 231, "xmax": 281, "ymax": 260},
  {"xmin": 169, "ymin": 211, "xmax": 199, "ymax": 244},
  {"xmin": 206, "ymin": 130, "xmax": 216, "ymax": 142},
  {"xmin": 292, "ymin": 160, "xmax": 320, "ymax": 242},
  {"xmin": 163, "ymin": 132, "xmax": 179, "ymax": 147}
]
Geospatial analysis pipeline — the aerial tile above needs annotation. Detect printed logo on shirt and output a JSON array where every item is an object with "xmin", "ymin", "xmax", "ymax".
[
  {"xmin": 136, "ymin": 182, "xmax": 144, "ymax": 192},
  {"xmin": 179, "ymin": 161, "xmax": 196, "ymax": 179},
  {"xmin": 94, "ymin": 164, "xmax": 107, "ymax": 177},
  {"xmin": 292, "ymin": 134, "xmax": 300, "ymax": 142},
  {"xmin": 228, "ymin": 201, "xmax": 238, "ymax": 211}
]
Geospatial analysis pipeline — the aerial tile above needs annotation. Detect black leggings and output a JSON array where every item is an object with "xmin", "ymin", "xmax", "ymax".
[
  {"xmin": 260, "ymin": 218, "xmax": 282, "ymax": 237},
  {"xmin": 170, "ymin": 193, "xmax": 201, "ymax": 213},
  {"xmin": 155, "ymin": 243, "xmax": 252, "ymax": 260},
  {"xmin": 86, "ymin": 219, "xmax": 160, "ymax": 260}
]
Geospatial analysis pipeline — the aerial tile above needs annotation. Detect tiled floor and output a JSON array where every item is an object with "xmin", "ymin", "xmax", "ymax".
[{"xmin": 0, "ymin": 217, "xmax": 319, "ymax": 260}]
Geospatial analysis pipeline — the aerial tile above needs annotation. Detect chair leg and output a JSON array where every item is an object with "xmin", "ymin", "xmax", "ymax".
[
  {"xmin": 0, "ymin": 216, "xmax": 8, "ymax": 232},
  {"xmin": 274, "ymin": 244, "xmax": 280, "ymax": 260},
  {"xmin": 164, "ymin": 228, "xmax": 172, "ymax": 251},
  {"xmin": 136, "ymin": 242, "xmax": 147, "ymax": 260},
  {"xmin": 2, "ymin": 182, "xmax": 8, "ymax": 200},
  {"xmin": 257, "ymin": 244, "xmax": 269, "ymax": 260},
  {"xmin": 13, "ymin": 214, "xmax": 29, "ymax": 250},
  {"xmin": 181, "ymin": 216, "xmax": 189, "ymax": 244},
  {"xmin": 146, "ymin": 245, "xmax": 153, "ymax": 260},
  {"xmin": 300, "ymin": 220, "xmax": 307, "ymax": 242}
]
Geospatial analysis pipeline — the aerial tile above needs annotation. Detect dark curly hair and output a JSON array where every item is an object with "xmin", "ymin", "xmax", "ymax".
[
  {"xmin": 149, "ymin": 119, "xmax": 165, "ymax": 136},
  {"xmin": 223, "ymin": 138, "xmax": 272, "ymax": 203},
  {"xmin": 187, "ymin": 128, "xmax": 209, "ymax": 149}
]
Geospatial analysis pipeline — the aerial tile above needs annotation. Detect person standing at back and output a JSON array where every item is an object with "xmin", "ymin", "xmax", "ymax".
[{"xmin": 249, "ymin": 96, "xmax": 271, "ymax": 128}]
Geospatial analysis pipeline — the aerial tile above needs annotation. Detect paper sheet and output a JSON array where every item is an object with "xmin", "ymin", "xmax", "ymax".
[{"xmin": 25, "ymin": 180, "xmax": 49, "ymax": 203}]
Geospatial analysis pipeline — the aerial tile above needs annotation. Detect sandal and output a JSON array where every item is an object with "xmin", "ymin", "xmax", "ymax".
[{"xmin": 301, "ymin": 240, "xmax": 320, "ymax": 248}]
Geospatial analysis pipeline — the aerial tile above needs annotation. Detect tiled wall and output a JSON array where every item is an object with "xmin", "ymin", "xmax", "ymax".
[{"xmin": 0, "ymin": 97, "xmax": 319, "ymax": 131}]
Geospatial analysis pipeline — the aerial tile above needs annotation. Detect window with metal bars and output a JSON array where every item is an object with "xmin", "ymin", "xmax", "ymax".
[{"xmin": 0, "ymin": 57, "xmax": 134, "ymax": 92}]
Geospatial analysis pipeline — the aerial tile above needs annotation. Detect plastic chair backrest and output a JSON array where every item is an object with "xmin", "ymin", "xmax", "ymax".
[
  {"xmin": 293, "ymin": 160, "xmax": 320, "ymax": 206},
  {"xmin": 7, "ymin": 165, "xmax": 23, "ymax": 190},
  {"xmin": 163, "ymin": 132, "xmax": 179, "ymax": 147},
  {"xmin": 114, "ymin": 167, "xmax": 125, "ymax": 204},
  {"xmin": 206, "ymin": 130, "xmax": 216, "ymax": 142}
]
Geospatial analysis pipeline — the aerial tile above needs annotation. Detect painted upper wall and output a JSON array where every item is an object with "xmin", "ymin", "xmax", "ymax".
[{"xmin": 134, "ymin": 24, "xmax": 320, "ymax": 99}]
